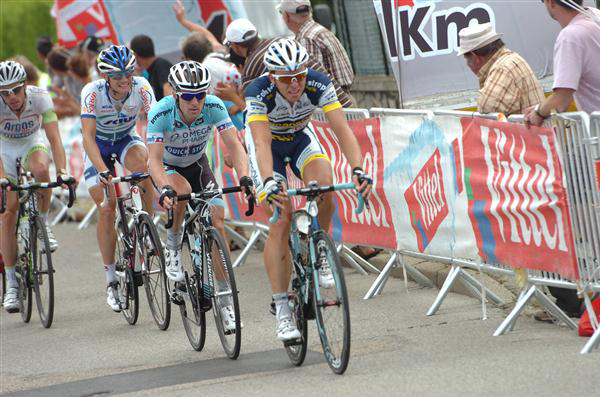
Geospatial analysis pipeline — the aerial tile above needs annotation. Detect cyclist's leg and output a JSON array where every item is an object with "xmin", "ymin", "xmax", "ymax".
[
  {"xmin": 83, "ymin": 153, "xmax": 117, "ymax": 283},
  {"xmin": 294, "ymin": 126, "xmax": 333, "ymax": 230},
  {"xmin": 121, "ymin": 135, "xmax": 154, "ymax": 216},
  {"xmin": 23, "ymin": 140, "xmax": 51, "ymax": 215},
  {"xmin": 163, "ymin": 165, "xmax": 191, "ymax": 282}
]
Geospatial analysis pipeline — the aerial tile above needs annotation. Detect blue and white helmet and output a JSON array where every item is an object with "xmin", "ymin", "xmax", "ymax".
[
  {"xmin": 97, "ymin": 45, "xmax": 136, "ymax": 74},
  {"xmin": 263, "ymin": 38, "xmax": 309, "ymax": 72},
  {"xmin": 0, "ymin": 61, "xmax": 26, "ymax": 88}
]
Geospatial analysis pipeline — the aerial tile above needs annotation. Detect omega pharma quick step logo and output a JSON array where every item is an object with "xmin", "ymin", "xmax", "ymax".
[{"xmin": 404, "ymin": 148, "xmax": 448, "ymax": 252}]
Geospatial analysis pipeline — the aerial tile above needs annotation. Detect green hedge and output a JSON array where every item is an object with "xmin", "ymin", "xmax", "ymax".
[{"xmin": 0, "ymin": 0, "xmax": 56, "ymax": 70}]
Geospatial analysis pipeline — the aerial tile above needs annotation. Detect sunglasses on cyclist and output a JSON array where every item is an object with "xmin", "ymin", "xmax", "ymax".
[
  {"xmin": 178, "ymin": 91, "xmax": 206, "ymax": 102},
  {"xmin": 0, "ymin": 83, "xmax": 24, "ymax": 97},
  {"xmin": 107, "ymin": 71, "xmax": 134, "ymax": 79},
  {"xmin": 271, "ymin": 69, "xmax": 308, "ymax": 85}
]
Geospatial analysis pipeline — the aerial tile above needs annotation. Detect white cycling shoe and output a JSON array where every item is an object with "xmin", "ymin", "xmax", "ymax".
[
  {"xmin": 165, "ymin": 249, "xmax": 184, "ymax": 282},
  {"xmin": 220, "ymin": 304, "xmax": 242, "ymax": 333},
  {"xmin": 3, "ymin": 287, "xmax": 20, "ymax": 313},
  {"xmin": 106, "ymin": 282, "xmax": 124, "ymax": 312},
  {"xmin": 276, "ymin": 316, "xmax": 301, "ymax": 341},
  {"xmin": 318, "ymin": 264, "xmax": 335, "ymax": 289}
]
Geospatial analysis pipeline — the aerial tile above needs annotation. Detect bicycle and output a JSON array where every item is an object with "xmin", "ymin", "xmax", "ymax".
[
  {"xmin": 167, "ymin": 184, "xmax": 254, "ymax": 359},
  {"xmin": 101, "ymin": 169, "xmax": 170, "ymax": 329},
  {"xmin": 0, "ymin": 158, "xmax": 76, "ymax": 328},
  {"xmin": 270, "ymin": 181, "xmax": 365, "ymax": 374}
]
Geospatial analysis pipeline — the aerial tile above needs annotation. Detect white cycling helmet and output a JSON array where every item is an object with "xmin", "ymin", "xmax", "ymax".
[
  {"xmin": 0, "ymin": 61, "xmax": 27, "ymax": 88},
  {"xmin": 168, "ymin": 61, "xmax": 211, "ymax": 93},
  {"xmin": 263, "ymin": 38, "xmax": 309, "ymax": 72}
]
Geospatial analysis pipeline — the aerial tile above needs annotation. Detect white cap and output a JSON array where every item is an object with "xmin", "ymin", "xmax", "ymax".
[
  {"xmin": 224, "ymin": 18, "xmax": 258, "ymax": 45},
  {"xmin": 456, "ymin": 22, "xmax": 502, "ymax": 56},
  {"xmin": 276, "ymin": 0, "xmax": 311, "ymax": 14}
]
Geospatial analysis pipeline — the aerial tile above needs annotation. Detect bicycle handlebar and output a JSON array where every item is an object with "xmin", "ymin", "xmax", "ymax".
[
  {"xmin": 165, "ymin": 184, "xmax": 255, "ymax": 229},
  {"xmin": 269, "ymin": 182, "xmax": 366, "ymax": 224},
  {"xmin": 0, "ymin": 176, "xmax": 77, "ymax": 214},
  {"xmin": 100, "ymin": 172, "xmax": 149, "ymax": 208}
]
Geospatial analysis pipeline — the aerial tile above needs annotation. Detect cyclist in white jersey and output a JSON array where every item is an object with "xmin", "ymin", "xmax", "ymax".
[
  {"xmin": 0, "ymin": 61, "xmax": 69, "ymax": 313},
  {"xmin": 147, "ymin": 61, "xmax": 252, "ymax": 331},
  {"xmin": 80, "ymin": 45, "xmax": 156, "ymax": 312},
  {"xmin": 245, "ymin": 39, "xmax": 372, "ymax": 341}
]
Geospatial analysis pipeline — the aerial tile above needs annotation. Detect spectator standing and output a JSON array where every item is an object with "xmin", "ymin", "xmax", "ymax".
[
  {"xmin": 225, "ymin": 18, "xmax": 352, "ymax": 107},
  {"xmin": 457, "ymin": 22, "xmax": 544, "ymax": 116},
  {"xmin": 35, "ymin": 36, "xmax": 56, "ymax": 88},
  {"xmin": 181, "ymin": 32, "xmax": 213, "ymax": 63},
  {"xmin": 47, "ymin": 48, "xmax": 83, "ymax": 117},
  {"xmin": 525, "ymin": 0, "xmax": 600, "ymax": 124},
  {"xmin": 277, "ymin": 0, "xmax": 354, "ymax": 101},
  {"xmin": 130, "ymin": 35, "xmax": 173, "ymax": 101},
  {"xmin": 173, "ymin": 0, "xmax": 225, "ymax": 53},
  {"xmin": 524, "ymin": 0, "xmax": 600, "ymax": 322}
]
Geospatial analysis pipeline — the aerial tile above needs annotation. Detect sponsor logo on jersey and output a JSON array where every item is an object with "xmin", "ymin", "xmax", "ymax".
[
  {"xmin": 83, "ymin": 91, "xmax": 97, "ymax": 113},
  {"xmin": 100, "ymin": 115, "xmax": 137, "ymax": 126},
  {"xmin": 204, "ymin": 102, "xmax": 225, "ymax": 111},
  {"xmin": 150, "ymin": 109, "xmax": 171, "ymax": 124}
]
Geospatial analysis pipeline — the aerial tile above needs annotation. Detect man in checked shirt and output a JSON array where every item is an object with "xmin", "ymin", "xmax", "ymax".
[
  {"xmin": 277, "ymin": 0, "xmax": 354, "ymax": 103},
  {"xmin": 457, "ymin": 22, "xmax": 545, "ymax": 116}
]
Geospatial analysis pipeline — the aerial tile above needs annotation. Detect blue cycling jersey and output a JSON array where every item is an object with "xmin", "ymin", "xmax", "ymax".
[{"xmin": 147, "ymin": 95, "xmax": 234, "ymax": 167}]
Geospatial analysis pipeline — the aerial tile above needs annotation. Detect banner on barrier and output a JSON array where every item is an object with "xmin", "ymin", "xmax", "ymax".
[{"xmin": 216, "ymin": 113, "xmax": 578, "ymax": 279}]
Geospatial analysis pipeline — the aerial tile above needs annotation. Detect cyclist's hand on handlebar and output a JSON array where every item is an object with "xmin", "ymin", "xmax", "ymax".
[
  {"xmin": 352, "ymin": 167, "xmax": 373, "ymax": 200},
  {"xmin": 98, "ymin": 170, "xmax": 112, "ymax": 187},
  {"xmin": 57, "ymin": 172, "xmax": 74, "ymax": 189},
  {"xmin": 264, "ymin": 177, "xmax": 286, "ymax": 209},
  {"xmin": 0, "ymin": 177, "xmax": 11, "ymax": 191},
  {"xmin": 159, "ymin": 185, "xmax": 177, "ymax": 210}
]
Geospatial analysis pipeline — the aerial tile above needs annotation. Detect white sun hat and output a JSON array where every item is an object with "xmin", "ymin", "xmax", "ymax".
[{"xmin": 456, "ymin": 22, "xmax": 502, "ymax": 56}]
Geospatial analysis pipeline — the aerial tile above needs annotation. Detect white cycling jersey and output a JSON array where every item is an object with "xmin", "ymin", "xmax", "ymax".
[
  {"xmin": 0, "ymin": 86, "xmax": 53, "ymax": 142},
  {"xmin": 80, "ymin": 76, "xmax": 155, "ymax": 143}
]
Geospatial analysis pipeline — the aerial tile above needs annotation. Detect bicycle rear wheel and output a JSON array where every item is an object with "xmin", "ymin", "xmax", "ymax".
[
  {"xmin": 180, "ymin": 229, "xmax": 206, "ymax": 351},
  {"xmin": 207, "ymin": 228, "xmax": 241, "ymax": 359},
  {"xmin": 312, "ymin": 232, "xmax": 351, "ymax": 374},
  {"xmin": 138, "ymin": 213, "xmax": 170, "ymax": 330},
  {"xmin": 31, "ymin": 217, "xmax": 54, "ymax": 328}
]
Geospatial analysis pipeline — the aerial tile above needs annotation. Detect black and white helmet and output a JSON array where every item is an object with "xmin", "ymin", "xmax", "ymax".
[
  {"xmin": 168, "ymin": 61, "xmax": 211, "ymax": 93},
  {"xmin": 0, "ymin": 61, "xmax": 27, "ymax": 88},
  {"xmin": 263, "ymin": 38, "xmax": 309, "ymax": 72}
]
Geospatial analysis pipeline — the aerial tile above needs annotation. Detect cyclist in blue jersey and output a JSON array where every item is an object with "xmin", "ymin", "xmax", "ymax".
[
  {"xmin": 147, "ymin": 61, "xmax": 252, "ymax": 331},
  {"xmin": 245, "ymin": 39, "xmax": 372, "ymax": 341},
  {"xmin": 80, "ymin": 45, "xmax": 156, "ymax": 312}
]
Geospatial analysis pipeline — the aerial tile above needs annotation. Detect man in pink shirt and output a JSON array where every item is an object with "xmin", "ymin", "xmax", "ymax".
[{"xmin": 525, "ymin": 0, "xmax": 600, "ymax": 125}]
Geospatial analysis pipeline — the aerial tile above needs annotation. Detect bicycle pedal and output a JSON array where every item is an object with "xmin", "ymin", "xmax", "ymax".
[
  {"xmin": 133, "ymin": 271, "xmax": 143, "ymax": 287},
  {"xmin": 171, "ymin": 290, "xmax": 185, "ymax": 306},
  {"xmin": 283, "ymin": 338, "xmax": 303, "ymax": 347}
]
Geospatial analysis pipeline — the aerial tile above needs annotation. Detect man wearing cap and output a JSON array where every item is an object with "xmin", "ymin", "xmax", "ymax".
[
  {"xmin": 225, "ymin": 18, "xmax": 352, "ymax": 107},
  {"xmin": 277, "ymin": 0, "xmax": 354, "ymax": 101},
  {"xmin": 458, "ymin": 22, "xmax": 544, "ymax": 116}
]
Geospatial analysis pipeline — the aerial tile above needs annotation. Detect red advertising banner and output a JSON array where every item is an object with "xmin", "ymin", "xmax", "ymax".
[
  {"xmin": 217, "ymin": 118, "xmax": 397, "ymax": 249},
  {"xmin": 461, "ymin": 117, "xmax": 578, "ymax": 279},
  {"xmin": 55, "ymin": 0, "xmax": 119, "ymax": 48}
]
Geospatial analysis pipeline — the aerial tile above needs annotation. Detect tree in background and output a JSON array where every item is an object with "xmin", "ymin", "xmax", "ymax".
[{"xmin": 0, "ymin": 0, "xmax": 56, "ymax": 70}]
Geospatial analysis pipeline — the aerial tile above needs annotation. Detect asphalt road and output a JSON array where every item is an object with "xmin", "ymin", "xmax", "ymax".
[{"xmin": 1, "ymin": 223, "xmax": 598, "ymax": 397}]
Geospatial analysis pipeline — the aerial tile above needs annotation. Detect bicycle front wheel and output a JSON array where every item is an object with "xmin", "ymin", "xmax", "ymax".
[
  {"xmin": 312, "ymin": 232, "xmax": 351, "ymax": 374},
  {"xmin": 138, "ymin": 214, "xmax": 170, "ymax": 330},
  {"xmin": 31, "ymin": 217, "xmax": 54, "ymax": 328},
  {"xmin": 207, "ymin": 228, "xmax": 241, "ymax": 359},
  {"xmin": 180, "ymin": 229, "xmax": 206, "ymax": 351},
  {"xmin": 115, "ymin": 231, "xmax": 139, "ymax": 325},
  {"xmin": 16, "ymin": 253, "xmax": 32, "ymax": 323}
]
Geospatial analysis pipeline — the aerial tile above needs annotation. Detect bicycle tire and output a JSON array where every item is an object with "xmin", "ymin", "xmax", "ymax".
[
  {"xmin": 17, "ymin": 255, "xmax": 32, "ymax": 323},
  {"xmin": 32, "ymin": 217, "xmax": 54, "ymax": 328},
  {"xmin": 180, "ymin": 229, "xmax": 206, "ymax": 351},
  {"xmin": 285, "ymin": 233, "xmax": 308, "ymax": 366},
  {"xmin": 207, "ymin": 228, "xmax": 241, "ymax": 359},
  {"xmin": 138, "ymin": 213, "xmax": 170, "ymax": 330},
  {"xmin": 312, "ymin": 232, "xmax": 351, "ymax": 375}
]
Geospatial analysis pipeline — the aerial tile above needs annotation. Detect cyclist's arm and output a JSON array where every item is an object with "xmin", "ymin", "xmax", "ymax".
[
  {"xmin": 81, "ymin": 118, "xmax": 109, "ymax": 174},
  {"xmin": 248, "ymin": 120, "xmax": 274, "ymax": 182},
  {"xmin": 41, "ymin": 111, "xmax": 67, "ymax": 176},
  {"xmin": 325, "ymin": 107, "xmax": 362, "ymax": 169},
  {"xmin": 147, "ymin": 141, "xmax": 170, "ymax": 190},
  {"xmin": 220, "ymin": 126, "xmax": 248, "ymax": 178}
]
